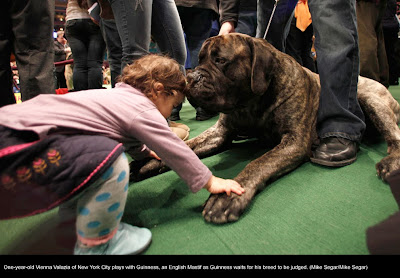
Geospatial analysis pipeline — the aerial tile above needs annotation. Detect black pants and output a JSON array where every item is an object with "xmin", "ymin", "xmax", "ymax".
[
  {"xmin": 0, "ymin": 0, "xmax": 55, "ymax": 107},
  {"xmin": 55, "ymin": 70, "xmax": 67, "ymax": 89},
  {"xmin": 65, "ymin": 19, "xmax": 105, "ymax": 91},
  {"xmin": 383, "ymin": 26, "xmax": 400, "ymax": 84},
  {"xmin": 286, "ymin": 19, "xmax": 316, "ymax": 73}
]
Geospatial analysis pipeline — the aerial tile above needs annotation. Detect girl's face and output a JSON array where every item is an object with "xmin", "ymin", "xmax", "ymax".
[{"xmin": 151, "ymin": 84, "xmax": 185, "ymax": 119}]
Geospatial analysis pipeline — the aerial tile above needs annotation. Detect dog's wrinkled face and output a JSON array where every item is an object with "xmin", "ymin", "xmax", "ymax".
[
  {"xmin": 186, "ymin": 33, "xmax": 274, "ymax": 113},
  {"xmin": 186, "ymin": 34, "xmax": 252, "ymax": 113}
]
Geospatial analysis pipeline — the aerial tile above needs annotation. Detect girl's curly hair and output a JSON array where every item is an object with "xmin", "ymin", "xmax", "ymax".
[{"xmin": 118, "ymin": 54, "xmax": 186, "ymax": 98}]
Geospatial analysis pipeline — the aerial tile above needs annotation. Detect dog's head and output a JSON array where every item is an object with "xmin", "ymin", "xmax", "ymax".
[{"xmin": 186, "ymin": 33, "xmax": 276, "ymax": 113}]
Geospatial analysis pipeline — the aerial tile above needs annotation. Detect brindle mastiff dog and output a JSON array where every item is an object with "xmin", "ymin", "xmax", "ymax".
[{"xmin": 131, "ymin": 33, "xmax": 400, "ymax": 224}]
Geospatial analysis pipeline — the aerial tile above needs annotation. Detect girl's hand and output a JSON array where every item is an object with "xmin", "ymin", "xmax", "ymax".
[
  {"xmin": 148, "ymin": 150, "xmax": 161, "ymax": 160},
  {"xmin": 204, "ymin": 175, "xmax": 245, "ymax": 196}
]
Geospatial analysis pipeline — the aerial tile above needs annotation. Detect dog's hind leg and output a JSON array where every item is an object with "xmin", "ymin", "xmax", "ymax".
[{"xmin": 357, "ymin": 77, "xmax": 400, "ymax": 181}]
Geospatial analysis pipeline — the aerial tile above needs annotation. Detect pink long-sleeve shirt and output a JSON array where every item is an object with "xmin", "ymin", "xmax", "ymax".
[{"xmin": 0, "ymin": 83, "xmax": 211, "ymax": 193}]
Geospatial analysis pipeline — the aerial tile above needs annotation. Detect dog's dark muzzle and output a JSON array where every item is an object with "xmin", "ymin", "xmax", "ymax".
[
  {"xmin": 186, "ymin": 70, "xmax": 214, "ymax": 106},
  {"xmin": 187, "ymin": 71, "xmax": 202, "ymax": 83},
  {"xmin": 186, "ymin": 69, "xmax": 242, "ymax": 114}
]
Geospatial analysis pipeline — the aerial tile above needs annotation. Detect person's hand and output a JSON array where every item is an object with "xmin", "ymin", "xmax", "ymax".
[
  {"xmin": 204, "ymin": 175, "xmax": 245, "ymax": 196},
  {"xmin": 64, "ymin": 47, "xmax": 71, "ymax": 54},
  {"xmin": 218, "ymin": 21, "xmax": 235, "ymax": 35},
  {"xmin": 148, "ymin": 150, "xmax": 161, "ymax": 160},
  {"xmin": 90, "ymin": 17, "xmax": 100, "ymax": 26}
]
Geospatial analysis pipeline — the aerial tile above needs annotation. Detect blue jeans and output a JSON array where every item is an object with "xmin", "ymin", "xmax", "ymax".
[
  {"xmin": 100, "ymin": 19, "xmax": 122, "ymax": 88},
  {"xmin": 236, "ymin": 10, "xmax": 258, "ymax": 37},
  {"xmin": 65, "ymin": 19, "xmax": 106, "ymax": 91},
  {"xmin": 256, "ymin": 0, "xmax": 297, "ymax": 51},
  {"xmin": 108, "ymin": 0, "xmax": 186, "ymax": 71},
  {"xmin": 177, "ymin": 7, "xmax": 214, "ymax": 69},
  {"xmin": 308, "ymin": 0, "xmax": 365, "ymax": 142},
  {"xmin": 257, "ymin": 0, "xmax": 365, "ymax": 142}
]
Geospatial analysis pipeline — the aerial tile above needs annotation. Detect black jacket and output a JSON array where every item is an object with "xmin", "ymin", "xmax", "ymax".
[
  {"xmin": 219, "ymin": 0, "xmax": 257, "ymax": 27},
  {"xmin": 54, "ymin": 40, "xmax": 66, "ymax": 73},
  {"xmin": 175, "ymin": 0, "xmax": 219, "ymax": 15}
]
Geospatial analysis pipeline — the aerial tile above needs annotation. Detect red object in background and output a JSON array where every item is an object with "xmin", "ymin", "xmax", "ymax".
[{"xmin": 55, "ymin": 88, "xmax": 69, "ymax": 95}]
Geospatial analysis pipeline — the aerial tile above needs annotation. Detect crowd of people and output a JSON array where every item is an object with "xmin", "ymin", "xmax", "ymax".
[{"xmin": 0, "ymin": 0, "xmax": 399, "ymax": 255}]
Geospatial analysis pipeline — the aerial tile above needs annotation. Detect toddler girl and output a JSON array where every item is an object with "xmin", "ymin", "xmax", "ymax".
[{"xmin": 0, "ymin": 54, "xmax": 244, "ymax": 255}]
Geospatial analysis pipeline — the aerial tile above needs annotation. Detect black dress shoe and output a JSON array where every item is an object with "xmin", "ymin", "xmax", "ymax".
[
  {"xmin": 310, "ymin": 137, "xmax": 358, "ymax": 167},
  {"xmin": 169, "ymin": 111, "xmax": 180, "ymax": 121},
  {"xmin": 196, "ymin": 107, "xmax": 218, "ymax": 121},
  {"xmin": 169, "ymin": 107, "xmax": 181, "ymax": 121}
]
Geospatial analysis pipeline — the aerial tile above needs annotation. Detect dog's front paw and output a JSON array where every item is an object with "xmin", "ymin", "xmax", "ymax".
[
  {"xmin": 202, "ymin": 192, "xmax": 250, "ymax": 224},
  {"xmin": 376, "ymin": 153, "xmax": 400, "ymax": 182}
]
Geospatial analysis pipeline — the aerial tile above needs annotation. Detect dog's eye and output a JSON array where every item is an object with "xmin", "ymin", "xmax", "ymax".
[{"xmin": 215, "ymin": 57, "xmax": 227, "ymax": 65}]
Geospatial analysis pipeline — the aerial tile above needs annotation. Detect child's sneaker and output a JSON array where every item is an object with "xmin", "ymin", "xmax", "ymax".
[{"xmin": 74, "ymin": 222, "xmax": 152, "ymax": 255}]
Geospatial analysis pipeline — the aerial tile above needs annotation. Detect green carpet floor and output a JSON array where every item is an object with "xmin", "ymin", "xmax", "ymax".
[{"xmin": 1, "ymin": 86, "xmax": 400, "ymax": 255}]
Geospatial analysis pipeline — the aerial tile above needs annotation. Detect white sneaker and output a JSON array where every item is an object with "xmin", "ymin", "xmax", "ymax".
[{"xmin": 74, "ymin": 222, "xmax": 152, "ymax": 255}]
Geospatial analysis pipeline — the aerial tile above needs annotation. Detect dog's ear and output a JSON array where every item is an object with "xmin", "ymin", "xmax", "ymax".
[{"xmin": 247, "ymin": 37, "xmax": 274, "ymax": 95}]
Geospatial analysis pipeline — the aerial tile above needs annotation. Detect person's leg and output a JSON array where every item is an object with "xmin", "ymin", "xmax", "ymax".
[
  {"xmin": 178, "ymin": 7, "xmax": 212, "ymax": 69},
  {"xmin": 108, "ymin": 0, "xmax": 151, "ymax": 70},
  {"xmin": 376, "ymin": 1, "xmax": 390, "ymax": 88},
  {"xmin": 256, "ymin": 0, "xmax": 297, "ymax": 51},
  {"xmin": 236, "ymin": 10, "xmax": 257, "ymax": 36},
  {"xmin": 286, "ymin": 16, "xmax": 304, "ymax": 65},
  {"xmin": 286, "ymin": 17, "xmax": 316, "ymax": 72},
  {"xmin": 86, "ymin": 20, "xmax": 106, "ymax": 89},
  {"xmin": 65, "ymin": 20, "xmax": 89, "ymax": 91},
  {"xmin": 151, "ymin": 0, "xmax": 186, "ymax": 68},
  {"xmin": 100, "ymin": 19, "xmax": 122, "ymax": 87},
  {"xmin": 0, "ymin": 3, "xmax": 16, "ymax": 107},
  {"xmin": 56, "ymin": 70, "xmax": 68, "ymax": 88},
  {"xmin": 309, "ymin": 0, "xmax": 365, "ymax": 166},
  {"xmin": 300, "ymin": 24, "xmax": 316, "ymax": 72},
  {"xmin": 55, "ymin": 71, "xmax": 62, "ymax": 89},
  {"xmin": 178, "ymin": 7, "xmax": 218, "ymax": 121},
  {"xmin": 384, "ymin": 26, "xmax": 399, "ymax": 85},
  {"xmin": 12, "ymin": 0, "xmax": 55, "ymax": 101},
  {"xmin": 152, "ymin": 0, "xmax": 187, "ymax": 120},
  {"xmin": 60, "ymin": 69, "xmax": 67, "ymax": 88},
  {"xmin": 73, "ymin": 153, "xmax": 151, "ymax": 255},
  {"xmin": 356, "ymin": 1, "xmax": 389, "ymax": 87}
]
